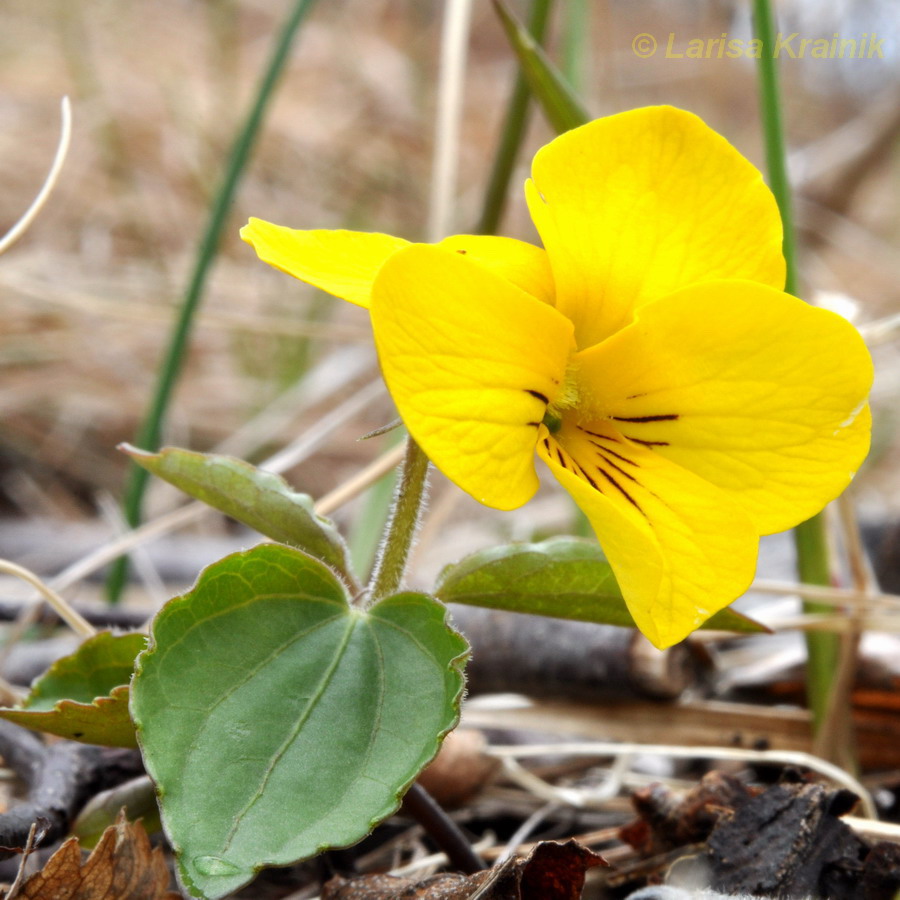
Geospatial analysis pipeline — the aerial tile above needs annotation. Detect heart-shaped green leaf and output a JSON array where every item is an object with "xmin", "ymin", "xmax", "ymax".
[
  {"xmin": 0, "ymin": 631, "xmax": 146, "ymax": 747},
  {"xmin": 121, "ymin": 445, "xmax": 355, "ymax": 586},
  {"xmin": 132, "ymin": 543, "xmax": 467, "ymax": 900},
  {"xmin": 436, "ymin": 537, "xmax": 767, "ymax": 634}
]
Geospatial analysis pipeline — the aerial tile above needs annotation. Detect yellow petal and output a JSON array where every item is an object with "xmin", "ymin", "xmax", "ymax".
[
  {"xmin": 371, "ymin": 244, "xmax": 575, "ymax": 510},
  {"xmin": 240, "ymin": 217, "xmax": 409, "ymax": 308},
  {"xmin": 437, "ymin": 235, "xmax": 555, "ymax": 304},
  {"xmin": 537, "ymin": 420, "xmax": 758, "ymax": 648},
  {"xmin": 526, "ymin": 106, "xmax": 786, "ymax": 348},
  {"xmin": 574, "ymin": 280, "xmax": 873, "ymax": 534}
]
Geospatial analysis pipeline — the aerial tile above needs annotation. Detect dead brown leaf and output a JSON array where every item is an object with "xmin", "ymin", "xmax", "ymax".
[
  {"xmin": 12, "ymin": 812, "xmax": 179, "ymax": 900},
  {"xmin": 322, "ymin": 839, "xmax": 607, "ymax": 900}
]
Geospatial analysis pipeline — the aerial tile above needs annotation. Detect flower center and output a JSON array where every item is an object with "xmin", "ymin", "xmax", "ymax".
[
  {"xmin": 546, "ymin": 356, "xmax": 581, "ymax": 422},
  {"xmin": 541, "ymin": 409, "xmax": 563, "ymax": 433}
]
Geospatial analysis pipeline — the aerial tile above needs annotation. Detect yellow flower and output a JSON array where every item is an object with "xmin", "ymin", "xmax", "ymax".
[{"xmin": 241, "ymin": 106, "xmax": 872, "ymax": 649}]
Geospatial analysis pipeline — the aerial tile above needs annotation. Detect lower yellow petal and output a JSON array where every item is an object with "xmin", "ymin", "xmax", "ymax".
[
  {"xmin": 437, "ymin": 235, "xmax": 555, "ymax": 304},
  {"xmin": 371, "ymin": 244, "xmax": 575, "ymax": 510},
  {"xmin": 574, "ymin": 280, "xmax": 873, "ymax": 534},
  {"xmin": 240, "ymin": 218, "xmax": 409, "ymax": 308},
  {"xmin": 538, "ymin": 420, "xmax": 758, "ymax": 648}
]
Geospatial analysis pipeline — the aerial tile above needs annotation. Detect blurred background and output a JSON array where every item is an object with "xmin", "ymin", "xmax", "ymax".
[{"xmin": 0, "ymin": 0, "xmax": 898, "ymax": 598}]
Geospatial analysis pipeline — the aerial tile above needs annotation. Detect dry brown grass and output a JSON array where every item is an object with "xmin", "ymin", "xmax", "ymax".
[{"xmin": 0, "ymin": 0, "xmax": 897, "ymax": 536}]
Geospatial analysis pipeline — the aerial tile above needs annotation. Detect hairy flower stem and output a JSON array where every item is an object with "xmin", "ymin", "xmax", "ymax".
[
  {"xmin": 367, "ymin": 437, "xmax": 430, "ymax": 603},
  {"xmin": 366, "ymin": 443, "xmax": 483, "ymax": 871},
  {"xmin": 752, "ymin": 0, "xmax": 842, "ymax": 743}
]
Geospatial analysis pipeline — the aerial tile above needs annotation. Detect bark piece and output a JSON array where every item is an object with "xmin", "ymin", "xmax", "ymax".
[
  {"xmin": 706, "ymin": 779, "xmax": 900, "ymax": 899},
  {"xmin": 620, "ymin": 774, "xmax": 900, "ymax": 897},
  {"xmin": 462, "ymin": 697, "xmax": 900, "ymax": 772},
  {"xmin": 450, "ymin": 607, "xmax": 705, "ymax": 702},
  {"xmin": 707, "ymin": 780, "xmax": 857, "ymax": 896}
]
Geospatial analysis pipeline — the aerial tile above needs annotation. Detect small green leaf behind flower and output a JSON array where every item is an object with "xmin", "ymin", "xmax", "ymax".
[
  {"xmin": 436, "ymin": 537, "xmax": 767, "ymax": 634},
  {"xmin": 0, "ymin": 631, "xmax": 147, "ymax": 748},
  {"xmin": 131, "ymin": 543, "xmax": 468, "ymax": 900},
  {"xmin": 120, "ymin": 444, "xmax": 356, "ymax": 587}
]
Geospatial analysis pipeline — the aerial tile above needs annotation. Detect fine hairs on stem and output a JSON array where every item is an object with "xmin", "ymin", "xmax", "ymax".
[{"xmin": 366, "ymin": 438, "xmax": 431, "ymax": 604}]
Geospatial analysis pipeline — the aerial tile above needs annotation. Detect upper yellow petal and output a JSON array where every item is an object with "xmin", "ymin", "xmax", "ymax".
[
  {"xmin": 437, "ymin": 235, "xmax": 555, "ymax": 305},
  {"xmin": 526, "ymin": 106, "xmax": 786, "ymax": 348},
  {"xmin": 574, "ymin": 280, "xmax": 873, "ymax": 534},
  {"xmin": 240, "ymin": 218, "xmax": 409, "ymax": 308},
  {"xmin": 371, "ymin": 244, "xmax": 575, "ymax": 510},
  {"xmin": 538, "ymin": 420, "xmax": 758, "ymax": 649}
]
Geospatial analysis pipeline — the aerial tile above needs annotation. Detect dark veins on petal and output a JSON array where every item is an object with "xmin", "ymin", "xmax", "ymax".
[
  {"xmin": 611, "ymin": 414, "xmax": 679, "ymax": 423},
  {"xmin": 525, "ymin": 389, "xmax": 550, "ymax": 404},
  {"xmin": 579, "ymin": 427, "xmax": 670, "ymax": 450},
  {"xmin": 553, "ymin": 429, "xmax": 648, "ymax": 517}
]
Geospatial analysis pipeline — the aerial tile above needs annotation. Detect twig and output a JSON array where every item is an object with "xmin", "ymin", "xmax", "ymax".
[
  {"xmin": 283, "ymin": 836, "xmax": 497, "ymax": 900},
  {"xmin": 486, "ymin": 741, "xmax": 877, "ymax": 819},
  {"xmin": 814, "ymin": 495, "xmax": 876, "ymax": 767},
  {"xmin": 427, "ymin": 0, "xmax": 474, "ymax": 241},
  {"xmin": 750, "ymin": 578, "xmax": 900, "ymax": 609},
  {"xmin": 0, "ymin": 722, "xmax": 144, "ymax": 858},
  {"xmin": 4, "ymin": 821, "xmax": 40, "ymax": 900},
  {"xmin": 0, "ymin": 98, "xmax": 72, "ymax": 256},
  {"xmin": 481, "ymin": 826, "xmax": 620, "ymax": 862},
  {"xmin": 498, "ymin": 757, "xmax": 586, "ymax": 808},
  {"xmin": 389, "ymin": 835, "xmax": 496, "ymax": 878},
  {"xmin": 314, "ymin": 442, "xmax": 406, "ymax": 516},
  {"xmin": 861, "ymin": 311, "xmax": 900, "ymax": 345},
  {"xmin": 495, "ymin": 802, "xmax": 558, "ymax": 865},
  {"xmin": 401, "ymin": 783, "xmax": 484, "ymax": 874},
  {"xmin": 766, "ymin": 614, "xmax": 900, "ymax": 632},
  {"xmin": 0, "ymin": 274, "xmax": 370, "ymax": 343},
  {"xmin": 0, "ymin": 561, "xmax": 95, "ymax": 638},
  {"xmin": 467, "ymin": 856, "xmax": 518, "ymax": 899}
]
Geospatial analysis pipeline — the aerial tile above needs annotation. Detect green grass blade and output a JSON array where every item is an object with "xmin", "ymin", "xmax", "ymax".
[
  {"xmin": 107, "ymin": 0, "xmax": 320, "ymax": 602},
  {"xmin": 492, "ymin": 0, "xmax": 589, "ymax": 135},
  {"xmin": 752, "ymin": 0, "xmax": 839, "ymax": 737},
  {"xmin": 476, "ymin": 0, "xmax": 554, "ymax": 234},
  {"xmin": 561, "ymin": 0, "xmax": 589, "ymax": 95}
]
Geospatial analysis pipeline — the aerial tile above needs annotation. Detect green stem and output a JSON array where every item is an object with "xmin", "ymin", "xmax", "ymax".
[
  {"xmin": 106, "ymin": 0, "xmax": 320, "ymax": 602},
  {"xmin": 561, "ymin": 0, "xmax": 588, "ymax": 94},
  {"xmin": 795, "ymin": 515, "xmax": 840, "ymax": 728},
  {"xmin": 752, "ymin": 0, "xmax": 837, "ymax": 733},
  {"xmin": 476, "ymin": 0, "xmax": 553, "ymax": 235},
  {"xmin": 367, "ymin": 438, "xmax": 430, "ymax": 602},
  {"xmin": 752, "ymin": 0, "xmax": 798, "ymax": 298}
]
